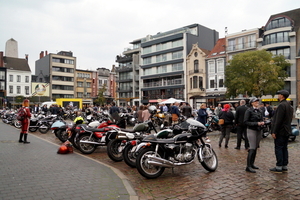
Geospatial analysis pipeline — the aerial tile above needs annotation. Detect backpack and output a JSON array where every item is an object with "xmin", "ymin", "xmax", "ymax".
[{"xmin": 17, "ymin": 108, "xmax": 27, "ymax": 121}]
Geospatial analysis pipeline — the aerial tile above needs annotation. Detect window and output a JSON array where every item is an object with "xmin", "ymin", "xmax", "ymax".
[
  {"xmin": 0, "ymin": 71, "xmax": 5, "ymax": 80},
  {"xmin": 172, "ymin": 51, "xmax": 183, "ymax": 59},
  {"xmin": 77, "ymin": 82, "xmax": 83, "ymax": 87},
  {"xmin": 265, "ymin": 17, "xmax": 292, "ymax": 31},
  {"xmin": 172, "ymin": 63, "xmax": 183, "ymax": 71},
  {"xmin": 25, "ymin": 86, "xmax": 29, "ymax": 95},
  {"xmin": 264, "ymin": 32, "xmax": 289, "ymax": 45},
  {"xmin": 17, "ymin": 86, "xmax": 21, "ymax": 94},
  {"xmin": 270, "ymin": 48, "xmax": 290, "ymax": 59},
  {"xmin": 162, "ymin": 54, "xmax": 167, "ymax": 62},
  {"xmin": 190, "ymin": 78, "xmax": 192, "ymax": 89},
  {"xmin": 199, "ymin": 76, "xmax": 203, "ymax": 89},
  {"xmin": 143, "ymin": 46, "xmax": 152, "ymax": 54},
  {"xmin": 156, "ymin": 44, "xmax": 162, "ymax": 51},
  {"xmin": 228, "ymin": 39, "xmax": 235, "ymax": 51},
  {"xmin": 210, "ymin": 79, "xmax": 215, "ymax": 89},
  {"xmin": 157, "ymin": 65, "xmax": 167, "ymax": 73},
  {"xmin": 143, "ymin": 57, "xmax": 152, "ymax": 65},
  {"xmin": 9, "ymin": 85, "xmax": 13, "ymax": 93},
  {"xmin": 193, "ymin": 76, "xmax": 197, "ymax": 89},
  {"xmin": 219, "ymin": 76, "xmax": 224, "ymax": 88},
  {"xmin": 99, "ymin": 80, "xmax": 103, "ymax": 85},
  {"xmin": 25, "ymin": 76, "xmax": 29, "ymax": 83},
  {"xmin": 247, "ymin": 34, "xmax": 256, "ymax": 48},
  {"xmin": 9, "ymin": 75, "xmax": 13, "ymax": 82},
  {"xmin": 144, "ymin": 68, "xmax": 152, "ymax": 75},
  {"xmin": 194, "ymin": 60, "xmax": 199, "ymax": 72},
  {"xmin": 217, "ymin": 59, "xmax": 224, "ymax": 72},
  {"xmin": 77, "ymin": 92, "xmax": 83, "ymax": 98},
  {"xmin": 237, "ymin": 37, "xmax": 244, "ymax": 50},
  {"xmin": 17, "ymin": 75, "xmax": 21, "ymax": 82},
  {"xmin": 208, "ymin": 61, "xmax": 215, "ymax": 73},
  {"xmin": 172, "ymin": 40, "xmax": 183, "ymax": 48},
  {"xmin": 156, "ymin": 55, "xmax": 161, "ymax": 63},
  {"xmin": 0, "ymin": 81, "xmax": 4, "ymax": 90}
]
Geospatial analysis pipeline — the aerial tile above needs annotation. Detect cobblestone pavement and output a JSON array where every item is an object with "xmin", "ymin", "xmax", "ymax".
[{"xmin": 4, "ymin": 121, "xmax": 300, "ymax": 200}]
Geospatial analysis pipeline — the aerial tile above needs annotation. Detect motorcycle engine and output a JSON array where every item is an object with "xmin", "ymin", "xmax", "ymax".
[{"xmin": 172, "ymin": 143, "xmax": 194, "ymax": 162}]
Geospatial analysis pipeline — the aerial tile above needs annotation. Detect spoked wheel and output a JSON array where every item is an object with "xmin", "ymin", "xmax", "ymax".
[
  {"xmin": 136, "ymin": 147, "xmax": 165, "ymax": 179},
  {"xmin": 107, "ymin": 139, "xmax": 124, "ymax": 162},
  {"xmin": 39, "ymin": 125, "xmax": 50, "ymax": 134},
  {"xmin": 14, "ymin": 120, "xmax": 22, "ymax": 129},
  {"xmin": 198, "ymin": 144, "xmax": 218, "ymax": 172},
  {"xmin": 123, "ymin": 143, "xmax": 138, "ymax": 168},
  {"xmin": 78, "ymin": 134, "xmax": 97, "ymax": 154},
  {"xmin": 57, "ymin": 129, "xmax": 68, "ymax": 143}
]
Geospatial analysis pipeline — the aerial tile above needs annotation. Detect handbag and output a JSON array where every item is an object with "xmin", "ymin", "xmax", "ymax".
[{"xmin": 218, "ymin": 119, "xmax": 224, "ymax": 125}]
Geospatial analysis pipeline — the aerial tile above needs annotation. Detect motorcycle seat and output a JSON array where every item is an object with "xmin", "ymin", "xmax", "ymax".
[
  {"xmin": 120, "ymin": 128, "xmax": 135, "ymax": 133},
  {"xmin": 84, "ymin": 127, "xmax": 106, "ymax": 132}
]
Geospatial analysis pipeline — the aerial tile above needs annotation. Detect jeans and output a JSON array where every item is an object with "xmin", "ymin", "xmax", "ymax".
[{"xmin": 274, "ymin": 135, "xmax": 289, "ymax": 167}]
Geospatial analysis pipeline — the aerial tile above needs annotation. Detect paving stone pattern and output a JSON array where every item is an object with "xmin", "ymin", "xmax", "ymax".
[{"xmin": 2, "ymin": 121, "xmax": 300, "ymax": 200}]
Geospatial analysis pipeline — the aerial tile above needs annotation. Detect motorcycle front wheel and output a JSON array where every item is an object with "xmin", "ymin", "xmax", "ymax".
[
  {"xmin": 56, "ymin": 129, "xmax": 68, "ymax": 143},
  {"xmin": 123, "ymin": 143, "xmax": 137, "ymax": 168},
  {"xmin": 39, "ymin": 125, "xmax": 50, "ymax": 134},
  {"xmin": 198, "ymin": 144, "xmax": 218, "ymax": 172},
  {"xmin": 14, "ymin": 120, "xmax": 22, "ymax": 129},
  {"xmin": 78, "ymin": 133, "xmax": 97, "ymax": 154},
  {"xmin": 107, "ymin": 139, "xmax": 124, "ymax": 162},
  {"xmin": 136, "ymin": 147, "xmax": 165, "ymax": 179}
]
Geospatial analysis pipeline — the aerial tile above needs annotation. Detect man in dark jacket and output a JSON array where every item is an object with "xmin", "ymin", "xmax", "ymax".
[
  {"xmin": 234, "ymin": 100, "xmax": 249, "ymax": 150},
  {"xmin": 270, "ymin": 90, "xmax": 293, "ymax": 173},
  {"xmin": 181, "ymin": 102, "xmax": 192, "ymax": 118}
]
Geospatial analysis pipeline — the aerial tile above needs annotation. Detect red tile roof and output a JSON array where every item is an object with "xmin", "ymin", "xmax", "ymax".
[{"xmin": 206, "ymin": 38, "xmax": 226, "ymax": 58}]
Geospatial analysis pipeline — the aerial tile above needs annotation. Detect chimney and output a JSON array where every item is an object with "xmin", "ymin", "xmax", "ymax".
[
  {"xmin": 39, "ymin": 51, "xmax": 44, "ymax": 59},
  {"xmin": 25, "ymin": 54, "xmax": 28, "ymax": 61},
  {"xmin": 0, "ymin": 52, "xmax": 3, "ymax": 67},
  {"xmin": 45, "ymin": 50, "xmax": 48, "ymax": 55}
]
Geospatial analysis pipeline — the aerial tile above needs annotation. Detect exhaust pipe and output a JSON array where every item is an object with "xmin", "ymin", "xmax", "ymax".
[
  {"xmin": 146, "ymin": 155, "xmax": 189, "ymax": 168},
  {"xmin": 79, "ymin": 140, "xmax": 101, "ymax": 145}
]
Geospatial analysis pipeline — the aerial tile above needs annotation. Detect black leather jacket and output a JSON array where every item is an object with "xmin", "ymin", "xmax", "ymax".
[{"xmin": 244, "ymin": 107, "xmax": 263, "ymax": 131}]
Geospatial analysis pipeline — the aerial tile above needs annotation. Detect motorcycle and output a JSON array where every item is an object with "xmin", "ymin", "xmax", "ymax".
[
  {"xmin": 106, "ymin": 116, "xmax": 159, "ymax": 162},
  {"xmin": 38, "ymin": 114, "xmax": 60, "ymax": 133},
  {"xmin": 205, "ymin": 115, "xmax": 221, "ymax": 132},
  {"xmin": 28, "ymin": 113, "xmax": 46, "ymax": 132},
  {"xmin": 50, "ymin": 119, "xmax": 69, "ymax": 142},
  {"xmin": 135, "ymin": 117, "xmax": 218, "ymax": 179}
]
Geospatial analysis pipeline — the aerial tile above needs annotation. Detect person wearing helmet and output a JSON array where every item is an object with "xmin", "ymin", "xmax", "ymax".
[
  {"xmin": 269, "ymin": 90, "xmax": 293, "ymax": 173},
  {"xmin": 19, "ymin": 99, "xmax": 32, "ymax": 144},
  {"xmin": 244, "ymin": 97, "xmax": 264, "ymax": 173}
]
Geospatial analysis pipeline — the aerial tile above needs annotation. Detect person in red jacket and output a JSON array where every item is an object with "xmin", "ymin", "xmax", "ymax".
[{"xmin": 19, "ymin": 99, "xmax": 32, "ymax": 144}]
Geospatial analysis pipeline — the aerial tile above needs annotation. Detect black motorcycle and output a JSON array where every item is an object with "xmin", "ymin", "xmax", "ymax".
[{"xmin": 135, "ymin": 117, "xmax": 218, "ymax": 179}]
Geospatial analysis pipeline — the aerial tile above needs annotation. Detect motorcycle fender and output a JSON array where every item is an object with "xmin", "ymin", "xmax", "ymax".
[{"xmin": 135, "ymin": 142, "xmax": 151, "ymax": 153}]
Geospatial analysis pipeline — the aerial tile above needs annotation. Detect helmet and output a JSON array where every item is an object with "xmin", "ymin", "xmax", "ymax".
[
  {"xmin": 57, "ymin": 145, "xmax": 69, "ymax": 154},
  {"xmin": 148, "ymin": 106, "xmax": 157, "ymax": 114},
  {"xmin": 74, "ymin": 116, "xmax": 84, "ymax": 124}
]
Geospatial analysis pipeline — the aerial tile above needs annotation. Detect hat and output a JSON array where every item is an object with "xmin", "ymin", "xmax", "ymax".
[
  {"xmin": 276, "ymin": 90, "xmax": 289, "ymax": 98},
  {"xmin": 224, "ymin": 104, "xmax": 230, "ymax": 109},
  {"xmin": 249, "ymin": 98, "xmax": 259, "ymax": 104}
]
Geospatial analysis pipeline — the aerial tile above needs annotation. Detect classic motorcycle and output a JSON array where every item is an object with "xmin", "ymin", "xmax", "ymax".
[
  {"xmin": 135, "ymin": 117, "xmax": 218, "ymax": 179},
  {"xmin": 205, "ymin": 115, "xmax": 221, "ymax": 132}
]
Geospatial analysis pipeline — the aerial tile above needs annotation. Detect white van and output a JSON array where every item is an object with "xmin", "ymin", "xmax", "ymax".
[{"xmin": 41, "ymin": 101, "xmax": 57, "ymax": 108}]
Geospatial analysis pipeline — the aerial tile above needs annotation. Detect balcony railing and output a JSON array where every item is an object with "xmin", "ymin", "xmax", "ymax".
[
  {"xmin": 142, "ymin": 94, "xmax": 184, "ymax": 100},
  {"xmin": 189, "ymin": 69, "xmax": 203, "ymax": 74},
  {"xmin": 144, "ymin": 78, "xmax": 183, "ymax": 88}
]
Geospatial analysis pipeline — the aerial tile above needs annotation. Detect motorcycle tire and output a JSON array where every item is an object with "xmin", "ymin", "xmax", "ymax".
[
  {"xmin": 39, "ymin": 125, "xmax": 50, "ymax": 134},
  {"xmin": 136, "ymin": 147, "xmax": 165, "ymax": 179},
  {"xmin": 14, "ymin": 120, "xmax": 22, "ymax": 129},
  {"xmin": 56, "ymin": 129, "xmax": 68, "ymax": 143},
  {"xmin": 123, "ymin": 143, "xmax": 137, "ymax": 168},
  {"xmin": 198, "ymin": 144, "xmax": 218, "ymax": 172},
  {"xmin": 107, "ymin": 139, "xmax": 124, "ymax": 162},
  {"xmin": 78, "ymin": 133, "xmax": 97, "ymax": 154},
  {"xmin": 289, "ymin": 135, "xmax": 296, "ymax": 142},
  {"xmin": 69, "ymin": 133, "xmax": 80, "ymax": 150},
  {"xmin": 29, "ymin": 127, "xmax": 38, "ymax": 132}
]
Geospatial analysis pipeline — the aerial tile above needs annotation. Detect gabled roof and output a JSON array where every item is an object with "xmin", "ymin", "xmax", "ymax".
[
  {"xmin": 268, "ymin": 8, "xmax": 300, "ymax": 31},
  {"xmin": 206, "ymin": 38, "xmax": 226, "ymax": 58},
  {"xmin": 3, "ymin": 56, "xmax": 31, "ymax": 72}
]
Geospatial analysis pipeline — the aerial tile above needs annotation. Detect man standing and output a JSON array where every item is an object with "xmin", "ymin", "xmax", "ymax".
[
  {"xmin": 270, "ymin": 90, "xmax": 293, "ymax": 173},
  {"xmin": 171, "ymin": 101, "xmax": 180, "ymax": 124},
  {"xmin": 181, "ymin": 102, "xmax": 192, "ymax": 118},
  {"xmin": 234, "ymin": 100, "xmax": 249, "ymax": 150}
]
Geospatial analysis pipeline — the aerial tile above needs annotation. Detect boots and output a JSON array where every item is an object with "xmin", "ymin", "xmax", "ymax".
[
  {"xmin": 19, "ymin": 133, "xmax": 24, "ymax": 143},
  {"xmin": 23, "ymin": 134, "xmax": 30, "ymax": 144},
  {"xmin": 251, "ymin": 149, "xmax": 259, "ymax": 169},
  {"xmin": 245, "ymin": 149, "xmax": 256, "ymax": 173}
]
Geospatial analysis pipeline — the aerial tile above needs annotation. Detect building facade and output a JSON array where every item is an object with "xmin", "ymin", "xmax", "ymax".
[
  {"xmin": 35, "ymin": 51, "xmax": 76, "ymax": 100},
  {"xmin": 140, "ymin": 24, "xmax": 219, "ymax": 104},
  {"xmin": 258, "ymin": 8, "xmax": 300, "ymax": 106},
  {"xmin": 75, "ymin": 69, "xmax": 94, "ymax": 105}
]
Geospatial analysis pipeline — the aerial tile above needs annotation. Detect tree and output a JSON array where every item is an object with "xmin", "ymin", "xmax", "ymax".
[
  {"xmin": 224, "ymin": 50, "xmax": 290, "ymax": 98},
  {"xmin": 94, "ymin": 84, "xmax": 107, "ymax": 106}
]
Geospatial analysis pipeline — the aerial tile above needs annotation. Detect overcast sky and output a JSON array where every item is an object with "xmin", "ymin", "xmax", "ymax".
[{"xmin": 0, "ymin": 0, "xmax": 299, "ymax": 74}]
